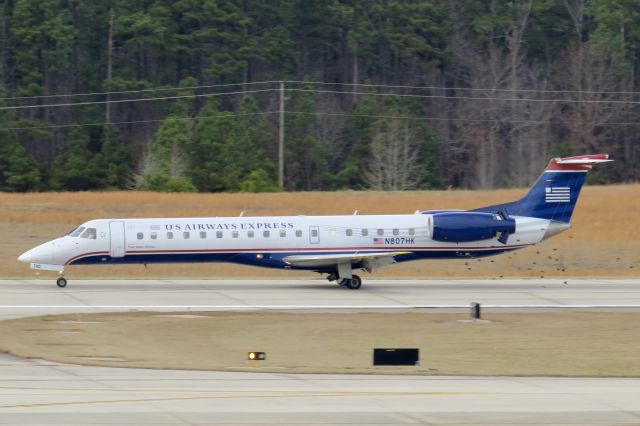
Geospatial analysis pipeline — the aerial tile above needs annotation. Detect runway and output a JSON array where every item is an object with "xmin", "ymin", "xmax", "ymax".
[
  {"xmin": 1, "ymin": 353, "xmax": 639, "ymax": 425},
  {"xmin": 2, "ymin": 278, "xmax": 640, "ymax": 424},
  {"xmin": 1, "ymin": 278, "xmax": 639, "ymax": 319}
]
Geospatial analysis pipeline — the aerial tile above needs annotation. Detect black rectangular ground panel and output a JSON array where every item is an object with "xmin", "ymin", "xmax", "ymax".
[{"xmin": 373, "ymin": 348, "xmax": 419, "ymax": 366}]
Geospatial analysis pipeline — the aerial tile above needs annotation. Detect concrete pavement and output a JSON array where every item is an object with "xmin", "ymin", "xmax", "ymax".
[
  {"xmin": 1, "ymin": 353, "xmax": 639, "ymax": 425},
  {"xmin": 2, "ymin": 278, "xmax": 640, "ymax": 424},
  {"xmin": 1, "ymin": 278, "xmax": 640, "ymax": 319}
]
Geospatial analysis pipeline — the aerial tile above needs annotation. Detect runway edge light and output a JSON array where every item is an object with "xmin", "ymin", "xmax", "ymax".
[{"xmin": 248, "ymin": 352, "xmax": 266, "ymax": 361}]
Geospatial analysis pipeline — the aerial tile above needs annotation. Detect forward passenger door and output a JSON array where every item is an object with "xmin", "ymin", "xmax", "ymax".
[{"xmin": 109, "ymin": 221, "xmax": 126, "ymax": 258}]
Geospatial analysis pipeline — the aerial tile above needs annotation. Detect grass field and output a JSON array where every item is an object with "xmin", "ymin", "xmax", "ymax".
[
  {"xmin": 1, "ymin": 311, "xmax": 639, "ymax": 377},
  {"xmin": 1, "ymin": 185, "xmax": 639, "ymax": 278}
]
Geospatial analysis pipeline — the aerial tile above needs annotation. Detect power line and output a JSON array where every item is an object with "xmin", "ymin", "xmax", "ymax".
[
  {"xmin": 3, "ymin": 111, "xmax": 279, "ymax": 131},
  {"xmin": 0, "ymin": 81, "xmax": 282, "ymax": 102},
  {"xmin": 4, "ymin": 79, "xmax": 640, "ymax": 103},
  {"xmin": 287, "ymin": 80, "xmax": 640, "ymax": 96},
  {"xmin": 0, "ymin": 88, "xmax": 278, "ymax": 111},
  {"xmin": 5, "ymin": 109, "xmax": 639, "ymax": 132},
  {"xmin": 285, "ymin": 111, "xmax": 640, "ymax": 127},
  {"xmin": 287, "ymin": 88, "xmax": 640, "ymax": 105},
  {"xmin": 3, "ymin": 85, "xmax": 639, "ymax": 112}
]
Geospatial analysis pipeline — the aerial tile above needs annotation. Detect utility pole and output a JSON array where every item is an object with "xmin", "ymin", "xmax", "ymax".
[
  {"xmin": 278, "ymin": 81, "xmax": 285, "ymax": 189},
  {"xmin": 105, "ymin": 8, "xmax": 114, "ymax": 126}
]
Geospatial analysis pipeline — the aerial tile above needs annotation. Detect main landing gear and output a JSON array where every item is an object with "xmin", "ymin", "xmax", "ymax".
[
  {"xmin": 339, "ymin": 275, "xmax": 362, "ymax": 290},
  {"xmin": 326, "ymin": 270, "xmax": 362, "ymax": 290}
]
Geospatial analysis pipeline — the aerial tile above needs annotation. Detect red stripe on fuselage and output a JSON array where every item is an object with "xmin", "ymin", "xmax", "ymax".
[{"xmin": 125, "ymin": 244, "xmax": 529, "ymax": 254}]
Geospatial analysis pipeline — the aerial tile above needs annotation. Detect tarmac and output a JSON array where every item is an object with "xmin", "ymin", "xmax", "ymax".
[
  {"xmin": 1, "ymin": 278, "xmax": 640, "ymax": 424},
  {"xmin": 1, "ymin": 278, "xmax": 640, "ymax": 320},
  {"xmin": 1, "ymin": 353, "xmax": 639, "ymax": 425}
]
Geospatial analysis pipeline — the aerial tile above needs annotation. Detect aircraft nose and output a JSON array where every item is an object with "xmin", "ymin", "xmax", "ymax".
[
  {"xmin": 17, "ymin": 243, "xmax": 55, "ymax": 264},
  {"xmin": 18, "ymin": 249, "xmax": 33, "ymax": 263}
]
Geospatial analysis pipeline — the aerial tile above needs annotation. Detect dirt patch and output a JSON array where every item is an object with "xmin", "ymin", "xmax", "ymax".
[{"xmin": 1, "ymin": 311, "xmax": 639, "ymax": 377}]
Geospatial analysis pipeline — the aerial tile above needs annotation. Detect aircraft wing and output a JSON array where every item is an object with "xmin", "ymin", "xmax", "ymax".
[{"xmin": 283, "ymin": 251, "xmax": 411, "ymax": 272}]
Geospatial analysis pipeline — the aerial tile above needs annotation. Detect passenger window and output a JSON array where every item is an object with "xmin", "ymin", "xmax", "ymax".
[
  {"xmin": 311, "ymin": 229, "xmax": 318, "ymax": 237},
  {"xmin": 393, "ymin": 228, "xmax": 399, "ymax": 236},
  {"xmin": 216, "ymin": 231, "xmax": 223, "ymax": 238},
  {"xmin": 409, "ymin": 228, "xmax": 415, "ymax": 236},
  {"xmin": 81, "ymin": 228, "xmax": 97, "ymax": 239},
  {"xmin": 263, "ymin": 230, "xmax": 270, "ymax": 237},
  {"xmin": 280, "ymin": 230, "xmax": 286, "ymax": 237},
  {"xmin": 346, "ymin": 229, "xmax": 353, "ymax": 236},
  {"xmin": 295, "ymin": 230, "xmax": 302, "ymax": 237},
  {"xmin": 377, "ymin": 229, "xmax": 384, "ymax": 236},
  {"xmin": 248, "ymin": 230, "xmax": 255, "ymax": 238},
  {"xmin": 200, "ymin": 231, "xmax": 206, "ymax": 239},
  {"xmin": 232, "ymin": 230, "xmax": 239, "ymax": 238},
  {"xmin": 167, "ymin": 231, "xmax": 174, "ymax": 239},
  {"xmin": 150, "ymin": 232, "xmax": 157, "ymax": 240},
  {"xmin": 362, "ymin": 229, "xmax": 368, "ymax": 236},
  {"xmin": 137, "ymin": 232, "xmax": 143, "ymax": 240},
  {"xmin": 183, "ymin": 232, "xmax": 190, "ymax": 239}
]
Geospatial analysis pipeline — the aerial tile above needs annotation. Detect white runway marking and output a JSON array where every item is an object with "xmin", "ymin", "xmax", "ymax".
[
  {"xmin": 2, "ymin": 278, "xmax": 640, "ymax": 319},
  {"xmin": 2, "ymin": 304, "xmax": 640, "ymax": 310}
]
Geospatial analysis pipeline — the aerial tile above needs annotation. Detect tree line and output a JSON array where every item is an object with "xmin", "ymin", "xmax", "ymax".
[{"xmin": 0, "ymin": 0, "xmax": 638, "ymax": 193}]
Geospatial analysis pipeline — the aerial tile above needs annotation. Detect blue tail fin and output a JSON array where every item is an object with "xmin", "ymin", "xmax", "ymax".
[{"xmin": 473, "ymin": 154, "xmax": 612, "ymax": 223}]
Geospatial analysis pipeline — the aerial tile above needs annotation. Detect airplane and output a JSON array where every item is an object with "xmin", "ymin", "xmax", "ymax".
[{"xmin": 18, "ymin": 154, "xmax": 611, "ymax": 289}]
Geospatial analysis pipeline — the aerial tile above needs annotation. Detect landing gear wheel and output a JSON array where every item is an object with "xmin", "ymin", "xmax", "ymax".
[
  {"xmin": 56, "ymin": 277, "xmax": 67, "ymax": 288},
  {"xmin": 346, "ymin": 275, "xmax": 362, "ymax": 290},
  {"xmin": 338, "ymin": 278, "xmax": 349, "ymax": 287}
]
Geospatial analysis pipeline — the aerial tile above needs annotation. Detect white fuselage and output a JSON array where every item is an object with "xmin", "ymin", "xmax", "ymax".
[{"xmin": 19, "ymin": 213, "xmax": 550, "ymax": 272}]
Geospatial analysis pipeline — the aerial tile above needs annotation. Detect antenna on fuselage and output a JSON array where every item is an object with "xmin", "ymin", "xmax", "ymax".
[
  {"xmin": 353, "ymin": 210, "xmax": 358, "ymax": 215},
  {"xmin": 239, "ymin": 211, "xmax": 244, "ymax": 217}
]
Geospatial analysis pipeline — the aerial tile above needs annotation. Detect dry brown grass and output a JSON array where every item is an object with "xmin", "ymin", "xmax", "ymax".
[
  {"xmin": 1, "ymin": 311, "xmax": 639, "ymax": 377},
  {"xmin": 1, "ymin": 185, "xmax": 639, "ymax": 278}
]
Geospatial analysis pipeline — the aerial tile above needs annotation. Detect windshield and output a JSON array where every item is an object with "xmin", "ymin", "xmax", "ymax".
[
  {"xmin": 80, "ymin": 228, "xmax": 97, "ymax": 239},
  {"xmin": 68, "ymin": 226, "xmax": 85, "ymax": 237}
]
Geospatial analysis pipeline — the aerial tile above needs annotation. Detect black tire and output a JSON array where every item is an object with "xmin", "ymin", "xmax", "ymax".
[
  {"xmin": 346, "ymin": 275, "xmax": 362, "ymax": 290},
  {"xmin": 338, "ymin": 278, "xmax": 349, "ymax": 287},
  {"xmin": 56, "ymin": 277, "xmax": 67, "ymax": 288}
]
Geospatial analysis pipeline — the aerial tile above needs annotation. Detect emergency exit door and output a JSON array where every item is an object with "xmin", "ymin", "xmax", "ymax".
[{"xmin": 109, "ymin": 221, "xmax": 125, "ymax": 258}]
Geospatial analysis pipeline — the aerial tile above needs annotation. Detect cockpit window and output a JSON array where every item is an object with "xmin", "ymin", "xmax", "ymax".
[
  {"xmin": 80, "ymin": 228, "xmax": 97, "ymax": 239},
  {"xmin": 68, "ymin": 227, "xmax": 85, "ymax": 237}
]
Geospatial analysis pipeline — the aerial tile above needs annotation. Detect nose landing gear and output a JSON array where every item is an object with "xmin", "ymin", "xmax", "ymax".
[{"xmin": 56, "ymin": 273, "xmax": 67, "ymax": 288}]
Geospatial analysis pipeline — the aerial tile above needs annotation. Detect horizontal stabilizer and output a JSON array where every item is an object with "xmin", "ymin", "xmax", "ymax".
[
  {"xmin": 554, "ymin": 154, "xmax": 612, "ymax": 165},
  {"xmin": 547, "ymin": 154, "xmax": 613, "ymax": 171}
]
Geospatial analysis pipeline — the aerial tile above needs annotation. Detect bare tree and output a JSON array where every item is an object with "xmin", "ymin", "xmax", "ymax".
[
  {"xmin": 448, "ymin": 0, "xmax": 556, "ymax": 188},
  {"xmin": 365, "ymin": 119, "xmax": 422, "ymax": 191},
  {"xmin": 557, "ymin": 0, "xmax": 627, "ymax": 157}
]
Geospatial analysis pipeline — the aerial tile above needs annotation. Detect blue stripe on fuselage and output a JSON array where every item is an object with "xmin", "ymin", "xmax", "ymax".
[{"xmin": 70, "ymin": 247, "xmax": 522, "ymax": 271}]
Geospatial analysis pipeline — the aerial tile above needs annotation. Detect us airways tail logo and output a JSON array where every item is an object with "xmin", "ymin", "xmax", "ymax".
[{"xmin": 545, "ymin": 187, "xmax": 570, "ymax": 203}]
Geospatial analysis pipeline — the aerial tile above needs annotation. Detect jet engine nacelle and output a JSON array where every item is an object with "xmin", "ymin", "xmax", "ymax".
[{"xmin": 429, "ymin": 212, "xmax": 516, "ymax": 243}]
